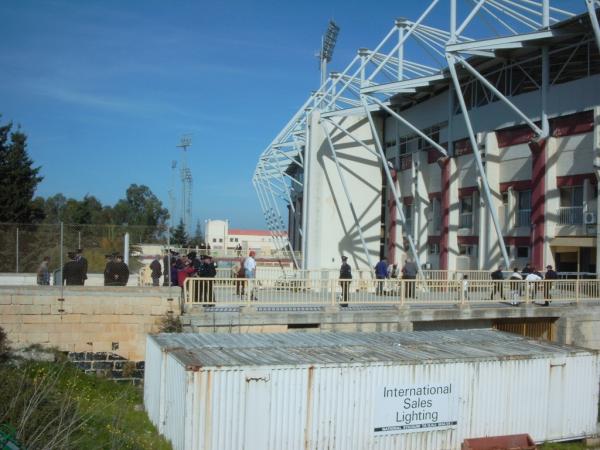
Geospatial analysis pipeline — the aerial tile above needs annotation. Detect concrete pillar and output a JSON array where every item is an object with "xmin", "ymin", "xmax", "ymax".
[
  {"xmin": 480, "ymin": 132, "xmax": 503, "ymax": 269},
  {"xmin": 440, "ymin": 157, "xmax": 459, "ymax": 270},
  {"xmin": 545, "ymin": 137, "xmax": 558, "ymax": 268}
]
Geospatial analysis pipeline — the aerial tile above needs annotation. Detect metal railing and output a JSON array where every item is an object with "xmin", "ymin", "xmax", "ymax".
[
  {"xmin": 558, "ymin": 206, "xmax": 583, "ymax": 225},
  {"xmin": 183, "ymin": 277, "xmax": 600, "ymax": 306}
]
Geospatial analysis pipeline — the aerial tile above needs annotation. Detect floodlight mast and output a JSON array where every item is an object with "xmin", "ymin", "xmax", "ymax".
[
  {"xmin": 177, "ymin": 135, "xmax": 193, "ymax": 235},
  {"xmin": 319, "ymin": 20, "xmax": 340, "ymax": 87}
]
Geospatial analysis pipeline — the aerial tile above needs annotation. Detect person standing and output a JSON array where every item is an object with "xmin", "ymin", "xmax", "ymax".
[
  {"xmin": 402, "ymin": 259, "xmax": 418, "ymax": 299},
  {"xmin": 76, "ymin": 249, "xmax": 88, "ymax": 285},
  {"xmin": 525, "ymin": 269, "xmax": 542, "ymax": 302},
  {"xmin": 244, "ymin": 250, "xmax": 257, "ymax": 300},
  {"xmin": 509, "ymin": 268, "xmax": 523, "ymax": 306},
  {"xmin": 461, "ymin": 275, "xmax": 470, "ymax": 301},
  {"xmin": 490, "ymin": 266, "xmax": 505, "ymax": 300},
  {"xmin": 150, "ymin": 255, "xmax": 162, "ymax": 287},
  {"xmin": 113, "ymin": 254, "xmax": 129, "ymax": 286},
  {"xmin": 36, "ymin": 256, "xmax": 50, "ymax": 285},
  {"xmin": 543, "ymin": 265, "xmax": 558, "ymax": 306},
  {"xmin": 199, "ymin": 255, "xmax": 217, "ymax": 303},
  {"xmin": 339, "ymin": 256, "xmax": 352, "ymax": 307},
  {"xmin": 374, "ymin": 257, "xmax": 388, "ymax": 295},
  {"xmin": 232, "ymin": 258, "xmax": 246, "ymax": 297},
  {"xmin": 63, "ymin": 252, "xmax": 84, "ymax": 285},
  {"xmin": 103, "ymin": 254, "xmax": 115, "ymax": 286}
]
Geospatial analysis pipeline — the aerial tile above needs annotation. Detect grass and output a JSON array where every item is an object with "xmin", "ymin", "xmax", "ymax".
[
  {"xmin": 540, "ymin": 443, "xmax": 593, "ymax": 449},
  {"xmin": 0, "ymin": 359, "xmax": 172, "ymax": 450}
]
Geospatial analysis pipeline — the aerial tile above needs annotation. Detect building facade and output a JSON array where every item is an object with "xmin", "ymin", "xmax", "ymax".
[
  {"xmin": 205, "ymin": 219, "xmax": 285, "ymax": 253},
  {"xmin": 254, "ymin": 3, "xmax": 600, "ymax": 273}
]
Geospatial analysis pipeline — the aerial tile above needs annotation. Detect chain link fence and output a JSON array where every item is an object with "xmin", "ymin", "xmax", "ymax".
[{"xmin": 0, "ymin": 223, "xmax": 167, "ymax": 275}]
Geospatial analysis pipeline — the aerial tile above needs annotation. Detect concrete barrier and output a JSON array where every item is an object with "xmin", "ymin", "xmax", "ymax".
[{"xmin": 0, "ymin": 286, "xmax": 181, "ymax": 360}]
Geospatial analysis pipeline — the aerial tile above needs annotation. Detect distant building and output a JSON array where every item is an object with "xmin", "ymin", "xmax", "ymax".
[{"xmin": 205, "ymin": 219, "xmax": 285, "ymax": 253}]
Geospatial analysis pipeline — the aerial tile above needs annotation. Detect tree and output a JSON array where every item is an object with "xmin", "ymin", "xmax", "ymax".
[
  {"xmin": 112, "ymin": 184, "xmax": 169, "ymax": 240},
  {"xmin": 171, "ymin": 219, "xmax": 188, "ymax": 246},
  {"xmin": 0, "ymin": 120, "xmax": 43, "ymax": 223},
  {"xmin": 189, "ymin": 220, "xmax": 204, "ymax": 246}
]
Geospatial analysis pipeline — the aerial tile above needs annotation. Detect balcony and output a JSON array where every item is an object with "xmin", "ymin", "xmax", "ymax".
[{"xmin": 559, "ymin": 206, "xmax": 583, "ymax": 225}]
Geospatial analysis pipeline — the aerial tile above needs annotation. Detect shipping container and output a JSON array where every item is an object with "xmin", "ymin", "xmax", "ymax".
[{"xmin": 144, "ymin": 330, "xmax": 600, "ymax": 450}]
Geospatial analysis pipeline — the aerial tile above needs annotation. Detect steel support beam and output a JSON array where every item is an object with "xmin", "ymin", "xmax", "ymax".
[
  {"xmin": 360, "ymin": 95, "xmax": 424, "ymax": 277},
  {"xmin": 447, "ymin": 54, "xmax": 511, "ymax": 269}
]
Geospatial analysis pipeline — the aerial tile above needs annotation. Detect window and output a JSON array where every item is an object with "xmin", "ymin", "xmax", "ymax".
[
  {"xmin": 219, "ymin": 238, "xmax": 223, "ymax": 243},
  {"xmin": 459, "ymin": 244, "xmax": 475, "ymax": 256},
  {"xmin": 517, "ymin": 246, "xmax": 530, "ymax": 258},
  {"xmin": 559, "ymin": 186, "xmax": 583, "ymax": 225},
  {"xmin": 403, "ymin": 204, "xmax": 413, "ymax": 234},
  {"xmin": 432, "ymin": 198, "xmax": 441, "ymax": 232},
  {"xmin": 501, "ymin": 192, "xmax": 509, "ymax": 227},
  {"xmin": 517, "ymin": 190, "xmax": 531, "ymax": 227},
  {"xmin": 212, "ymin": 238, "xmax": 217, "ymax": 243},
  {"xmin": 429, "ymin": 243, "xmax": 440, "ymax": 254},
  {"xmin": 459, "ymin": 196, "xmax": 473, "ymax": 229}
]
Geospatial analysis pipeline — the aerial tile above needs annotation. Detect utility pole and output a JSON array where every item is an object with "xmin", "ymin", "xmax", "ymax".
[{"xmin": 177, "ymin": 136, "xmax": 193, "ymax": 235}]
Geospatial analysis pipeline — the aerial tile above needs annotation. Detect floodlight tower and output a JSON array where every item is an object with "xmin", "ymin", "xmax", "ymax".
[
  {"xmin": 318, "ymin": 20, "xmax": 340, "ymax": 88},
  {"xmin": 177, "ymin": 135, "xmax": 193, "ymax": 234}
]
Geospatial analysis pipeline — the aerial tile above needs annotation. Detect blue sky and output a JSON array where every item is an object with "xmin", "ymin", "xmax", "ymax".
[{"xmin": 0, "ymin": 0, "xmax": 585, "ymax": 230}]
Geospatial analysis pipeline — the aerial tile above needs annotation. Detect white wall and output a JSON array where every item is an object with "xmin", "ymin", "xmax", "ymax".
[{"xmin": 304, "ymin": 111, "xmax": 382, "ymax": 270}]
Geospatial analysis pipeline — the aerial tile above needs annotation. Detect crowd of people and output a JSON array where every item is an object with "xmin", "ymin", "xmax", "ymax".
[
  {"xmin": 339, "ymin": 256, "xmax": 561, "ymax": 307},
  {"xmin": 488, "ymin": 264, "xmax": 558, "ymax": 306}
]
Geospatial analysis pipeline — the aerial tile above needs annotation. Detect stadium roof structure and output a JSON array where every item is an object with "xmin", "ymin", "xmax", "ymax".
[{"xmin": 253, "ymin": 0, "xmax": 600, "ymax": 270}]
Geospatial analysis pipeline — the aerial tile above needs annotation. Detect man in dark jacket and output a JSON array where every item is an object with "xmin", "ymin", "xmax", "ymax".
[
  {"xmin": 150, "ymin": 255, "xmax": 162, "ymax": 286},
  {"xmin": 374, "ymin": 257, "xmax": 388, "ymax": 295},
  {"xmin": 103, "ymin": 254, "xmax": 114, "ymax": 286},
  {"xmin": 76, "ymin": 248, "xmax": 88, "ymax": 285},
  {"xmin": 199, "ymin": 255, "xmax": 217, "ymax": 303},
  {"xmin": 63, "ymin": 252, "xmax": 84, "ymax": 285},
  {"xmin": 339, "ymin": 256, "xmax": 352, "ymax": 307},
  {"xmin": 490, "ymin": 266, "xmax": 505, "ymax": 300},
  {"xmin": 106, "ymin": 254, "xmax": 129, "ymax": 286},
  {"xmin": 543, "ymin": 264, "xmax": 558, "ymax": 306}
]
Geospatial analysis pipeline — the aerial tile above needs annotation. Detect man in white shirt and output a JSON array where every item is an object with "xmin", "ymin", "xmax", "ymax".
[{"xmin": 243, "ymin": 251, "xmax": 257, "ymax": 300}]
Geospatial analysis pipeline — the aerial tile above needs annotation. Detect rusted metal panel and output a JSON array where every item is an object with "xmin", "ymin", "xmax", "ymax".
[{"xmin": 144, "ymin": 330, "xmax": 600, "ymax": 450}]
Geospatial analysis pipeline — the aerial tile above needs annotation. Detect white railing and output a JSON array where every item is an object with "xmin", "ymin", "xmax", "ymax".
[
  {"xmin": 183, "ymin": 277, "xmax": 600, "ymax": 306},
  {"xmin": 558, "ymin": 206, "xmax": 583, "ymax": 225}
]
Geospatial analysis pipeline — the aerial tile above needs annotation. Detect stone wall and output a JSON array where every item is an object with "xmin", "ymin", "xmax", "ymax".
[{"xmin": 0, "ymin": 286, "xmax": 181, "ymax": 360}]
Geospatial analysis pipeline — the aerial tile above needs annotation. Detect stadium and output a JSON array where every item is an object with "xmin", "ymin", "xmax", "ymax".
[{"xmin": 253, "ymin": 0, "xmax": 600, "ymax": 275}]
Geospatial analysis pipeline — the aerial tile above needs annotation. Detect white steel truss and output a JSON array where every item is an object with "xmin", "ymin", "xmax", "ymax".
[{"xmin": 254, "ymin": 0, "xmax": 593, "ymax": 270}]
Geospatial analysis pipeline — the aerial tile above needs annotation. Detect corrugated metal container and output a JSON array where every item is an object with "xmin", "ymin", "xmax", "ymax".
[{"xmin": 144, "ymin": 330, "xmax": 600, "ymax": 450}]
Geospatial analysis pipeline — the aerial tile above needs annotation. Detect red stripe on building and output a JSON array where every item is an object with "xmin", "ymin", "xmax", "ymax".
[
  {"xmin": 551, "ymin": 110, "xmax": 593, "ymax": 137},
  {"xmin": 503, "ymin": 236, "xmax": 531, "ymax": 246},
  {"xmin": 458, "ymin": 236, "xmax": 479, "ymax": 245},
  {"xmin": 556, "ymin": 173, "xmax": 597, "ymax": 187},
  {"xmin": 529, "ymin": 139, "xmax": 546, "ymax": 269},
  {"xmin": 428, "ymin": 235, "xmax": 441, "ymax": 244},
  {"xmin": 496, "ymin": 125, "xmax": 536, "ymax": 148},
  {"xmin": 499, "ymin": 180, "xmax": 532, "ymax": 192},
  {"xmin": 459, "ymin": 186, "xmax": 478, "ymax": 197},
  {"xmin": 454, "ymin": 138, "xmax": 473, "ymax": 156}
]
